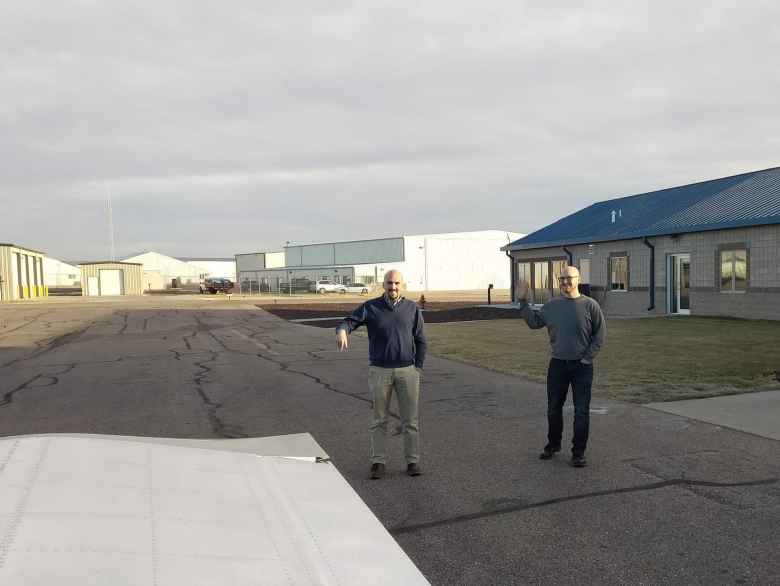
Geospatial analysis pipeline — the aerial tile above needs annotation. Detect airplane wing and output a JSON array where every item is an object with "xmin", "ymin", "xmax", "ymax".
[{"xmin": 0, "ymin": 433, "xmax": 430, "ymax": 585}]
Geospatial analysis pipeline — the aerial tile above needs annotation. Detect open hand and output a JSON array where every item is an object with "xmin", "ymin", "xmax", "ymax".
[
  {"xmin": 516, "ymin": 280, "xmax": 530, "ymax": 302},
  {"xmin": 336, "ymin": 329, "xmax": 349, "ymax": 351}
]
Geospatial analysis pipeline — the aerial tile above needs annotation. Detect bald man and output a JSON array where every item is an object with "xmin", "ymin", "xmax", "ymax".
[
  {"xmin": 517, "ymin": 266, "xmax": 606, "ymax": 467},
  {"xmin": 336, "ymin": 270, "xmax": 427, "ymax": 479}
]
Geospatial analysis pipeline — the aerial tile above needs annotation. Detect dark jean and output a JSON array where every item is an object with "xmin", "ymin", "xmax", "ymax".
[{"xmin": 546, "ymin": 358, "xmax": 593, "ymax": 456}]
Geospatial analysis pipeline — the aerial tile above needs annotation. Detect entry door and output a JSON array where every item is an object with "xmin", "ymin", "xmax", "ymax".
[
  {"xmin": 87, "ymin": 276, "xmax": 99, "ymax": 296},
  {"xmin": 99, "ymin": 269, "xmax": 123, "ymax": 295},
  {"xmin": 668, "ymin": 254, "xmax": 690, "ymax": 315}
]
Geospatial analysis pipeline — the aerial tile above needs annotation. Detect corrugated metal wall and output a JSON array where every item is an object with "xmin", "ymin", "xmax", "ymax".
[
  {"xmin": 285, "ymin": 238, "xmax": 404, "ymax": 267},
  {"xmin": 0, "ymin": 245, "xmax": 47, "ymax": 301},
  {"xmin": 235, "ymin": 253, "xmax": 267, "ymax": 272},
  {"xmin": 80, "ymin": 263, "xmax": 143, "ymax": 296}
]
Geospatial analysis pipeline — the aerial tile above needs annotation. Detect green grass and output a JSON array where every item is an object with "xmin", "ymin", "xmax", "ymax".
[{"xmin": 425, "ymin": 316, "xmax": 780, "ymax": 403}]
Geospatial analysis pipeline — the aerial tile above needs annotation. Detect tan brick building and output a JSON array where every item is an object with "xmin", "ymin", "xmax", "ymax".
[{"xmin": 503, "ymin": 167, "xmax": 780, "ymax": 320}]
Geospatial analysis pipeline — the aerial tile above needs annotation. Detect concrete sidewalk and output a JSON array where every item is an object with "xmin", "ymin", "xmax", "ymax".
[{"xmin": 646, "ymin": 390, "xmax": 780, "ymax": 441}]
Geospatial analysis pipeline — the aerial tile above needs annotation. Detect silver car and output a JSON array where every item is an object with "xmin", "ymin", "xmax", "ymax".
[{"xmin": 341, "ymin": 283, "xmax": 370, "ymax": 294}]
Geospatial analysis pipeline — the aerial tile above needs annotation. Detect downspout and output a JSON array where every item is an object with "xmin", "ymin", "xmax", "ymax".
[
  {"xmin": 505, "ymin": 249, "xmax": 515, "ymax": 303},
  {"xmin": 642, "ymin": 237, "xmax": 655, "ymax": 311},
  {"xmin": 562, "ymin": 246, "xmax": 573, "ymax": 266}
]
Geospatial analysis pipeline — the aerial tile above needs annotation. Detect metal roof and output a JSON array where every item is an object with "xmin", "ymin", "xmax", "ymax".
[
  {"xmin": 0, "ymin": 243, "xmax": 46, "ymax": 255},
  {"xmin": 504, "ymin": 166, "xmax": 780, "ymax": 250},
  {"xmin": 78, "ymin": 261, "xmax": 143, "ymax": 266},
  {"xmin": 178, "ymin": 256, "xmax": 235, "ymax": 262}
]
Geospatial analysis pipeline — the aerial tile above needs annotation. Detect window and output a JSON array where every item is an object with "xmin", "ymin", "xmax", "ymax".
[
  {"xmin": 579, "ymin": 259, "xmax": 591, "ymax": 284},
  {"xmin": 720, "ymin": 248, "xmax": 747, "ymax": 292},
  {"xmin": 516, "ymin": 262, "xmax": 531, "ymax": 287},
  {"xmin": 516, "ymin": 259, "xmax": 570, "ymax": 304},
  {"xmin": 533, "ymin": 261, "xmax": 550, "ymax": 304},
  {"xmin": 610, "ymin": 255, "xmax": 628, "ymax": 291},
  {"xmin": 551, "ymin": 260, "xmax": 567, "ymax": 297}
]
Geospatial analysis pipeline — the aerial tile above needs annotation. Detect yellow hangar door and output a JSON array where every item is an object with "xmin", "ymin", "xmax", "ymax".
[{"xmin": 99, "ymin": 269, "xmax": 123, "ymax": 295}]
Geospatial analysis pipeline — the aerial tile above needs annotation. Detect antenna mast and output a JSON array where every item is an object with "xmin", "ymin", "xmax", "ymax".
[{"xmin": 107, "ymin": 188, "xmax": 115, "ymax": 261}]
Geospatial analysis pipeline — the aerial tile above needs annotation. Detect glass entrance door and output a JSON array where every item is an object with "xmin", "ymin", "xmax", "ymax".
[{"xmin": 668, "ymin": 254, "xmax": 690, "ymax": 315}]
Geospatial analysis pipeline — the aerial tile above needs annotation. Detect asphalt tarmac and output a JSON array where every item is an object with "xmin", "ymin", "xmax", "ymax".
[{"xmin": 1, "ymin": 296, "xmax": 778, "ymax": 585}]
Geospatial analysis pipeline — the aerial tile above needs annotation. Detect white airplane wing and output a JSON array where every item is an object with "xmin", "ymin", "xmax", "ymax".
[{"xmin": 0, "ymin": 433, "xmax": 430, "ymax": 585}]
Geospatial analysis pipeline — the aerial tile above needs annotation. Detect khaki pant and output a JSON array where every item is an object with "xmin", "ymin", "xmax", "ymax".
[{"xmin": 368, "ymin": 365, "xmax": 420, "ymax": 465}]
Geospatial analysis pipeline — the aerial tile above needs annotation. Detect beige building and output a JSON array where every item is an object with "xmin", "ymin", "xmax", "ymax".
[
  {"xmin": 80, "ymin": 262, "xmax": 144, "ymax": 297},
  {"xmin": 0, "ymin": 243, "xmax": 47, "ymax": 301},
  {"xmin": 504, "ymin": 166, "xmax": 780, "ymax": 320}
]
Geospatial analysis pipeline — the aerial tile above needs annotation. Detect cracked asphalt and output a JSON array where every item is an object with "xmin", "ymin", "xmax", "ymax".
[{"xmin": 1, "ymin": 296, "xmax": 778, "ymax": 585}]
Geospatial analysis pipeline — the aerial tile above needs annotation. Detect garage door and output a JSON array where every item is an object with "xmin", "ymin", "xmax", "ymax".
[
  {"xmin": 99, "ymin": 270, "xmax": 123, "ymax": 296},
  {"xmin": 87, "ymin": 276, "xmax": 99, "ymax": 296}
]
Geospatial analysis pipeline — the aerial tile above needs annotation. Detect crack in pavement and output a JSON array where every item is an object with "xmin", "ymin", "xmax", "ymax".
[
  {"xmin": 0, "ymin": 364, "xmax": 77, "ymax": 407},
  {"xmin": 388, "ymin": 477, "xmax": 780, "ymax": 536},
  {"xmin": 1, "ymin": 326, "xmax": 91, "ymax": 369},
  {"xmin": 116, "ymin": 311, "xmax": 129, "ymax": 335},
  {"xmin": 0, "ymin": 311, "xmax": 54, "ymax": 338},
  {"xmin": 192, "ymin": 351, "xmax": 248, "ymax": 439},
  {"xmin": 253, "ymin": 352, "xmax": 403, "ymax": 422}
]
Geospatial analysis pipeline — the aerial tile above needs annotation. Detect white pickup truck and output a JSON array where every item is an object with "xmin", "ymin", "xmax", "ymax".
[{"xmin": 309, "ymin": 280, "xmax": 346, "ymax": 294}]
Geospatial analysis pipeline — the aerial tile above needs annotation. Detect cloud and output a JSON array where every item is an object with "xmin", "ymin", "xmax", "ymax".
[{"xmin": 1, "ymin": 1, "xmax": 778, "ymax": 259}]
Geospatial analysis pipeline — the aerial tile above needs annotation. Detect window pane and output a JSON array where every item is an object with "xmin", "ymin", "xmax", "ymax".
[
  {"xmin": 611, "ymin": 256, "xmax": 627, "ymax": 290},
  {"xmin": 517, "ymin": 262, "xmax": 531, "ymax": 286},
  {"xmin": 534, "ymin": 262, "xmax": 550, "ymax": 304},
  {"xmin": 720, "ymin": 250, "xmax": 734, "ymax": 290},
  {"xmin": 551, "ymin": 260, "xmax": 567, "ymax": 297},
  {"xmin": 579, "ymin": 259, "xmax": 591, "ymax": 284},
  {"xmin": 516, "ymin": 262, "xmax": 531, "ymax": 301},
  {"xmin": 734, "ymin": 249, "xmax": 747, "ymax": 291}
]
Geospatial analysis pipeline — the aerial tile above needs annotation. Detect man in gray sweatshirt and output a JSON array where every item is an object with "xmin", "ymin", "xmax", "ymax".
[{"xmin": 517, "ymin": 265, "xmax": 605, "ymax": 467}]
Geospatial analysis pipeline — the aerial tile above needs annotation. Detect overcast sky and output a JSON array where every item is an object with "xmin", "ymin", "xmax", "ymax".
[{"xmin": 1, "ymin": 1, "xmax": 778, "ymax": 261}]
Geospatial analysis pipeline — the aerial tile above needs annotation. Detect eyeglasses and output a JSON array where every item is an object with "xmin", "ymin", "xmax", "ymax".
[{"xmin": 558, "ymin": 276, "xmax": 578, "ymax": 282}]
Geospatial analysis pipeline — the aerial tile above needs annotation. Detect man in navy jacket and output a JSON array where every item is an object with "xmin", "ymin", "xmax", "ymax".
[{"xmin": 336, "ymin": 270, "xmax": 427, "ymax": 479}]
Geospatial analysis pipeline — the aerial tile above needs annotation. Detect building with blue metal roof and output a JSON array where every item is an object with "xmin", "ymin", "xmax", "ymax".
[{"xmin": 503, "ymin": 166, "xmax": 780, "ymax": 320}]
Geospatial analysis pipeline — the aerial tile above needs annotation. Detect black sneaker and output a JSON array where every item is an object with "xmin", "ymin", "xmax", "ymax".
[
  {"xmin": 407, "ymin": 463, "xmax": 421, "ymax": 477},
  {"xmin": 570, "ymin": 454, "xmax": 588, "ymax": 468},
  {"xmin": 370, "ymin": 463, "xmax": 386, "ymax": 479},
  {"xmin": 539, "ymin": 445, "xmax": 561, "ymax": 460}
]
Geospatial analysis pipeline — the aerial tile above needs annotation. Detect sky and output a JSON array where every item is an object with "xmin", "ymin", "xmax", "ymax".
[{"xmin": 1, "ymin": 1, "xmax": 778, "ymax": 261}]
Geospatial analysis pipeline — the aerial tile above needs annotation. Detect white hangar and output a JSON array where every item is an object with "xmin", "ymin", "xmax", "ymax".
[{"xmin": 236, "ymin": 230, "xmax": 522, "ymax": 294}]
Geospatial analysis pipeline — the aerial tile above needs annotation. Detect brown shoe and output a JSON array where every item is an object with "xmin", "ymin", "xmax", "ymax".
[
  {"xmin": 370, "ymin": 463, "xmax": 385, "ymax": 479},
  {"xmin": 407, "ymin": 463, "xmax": 421, "ymax": 477}
]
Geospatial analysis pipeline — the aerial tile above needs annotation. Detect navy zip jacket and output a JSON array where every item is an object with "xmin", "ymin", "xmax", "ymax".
[{"xmin": 336, "ymin": 296, "xmax": 427, "ymax": 369}]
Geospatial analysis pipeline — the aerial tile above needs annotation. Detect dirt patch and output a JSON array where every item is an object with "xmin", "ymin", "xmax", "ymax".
[{"xmin": 262, "ymin": 303, "xmax": 523, "ymax": 328}]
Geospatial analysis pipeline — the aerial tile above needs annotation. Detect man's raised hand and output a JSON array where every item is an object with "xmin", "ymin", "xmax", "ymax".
[{"xmin": 516, "ymin": 280, "xmax": 530, "ymax": 302}]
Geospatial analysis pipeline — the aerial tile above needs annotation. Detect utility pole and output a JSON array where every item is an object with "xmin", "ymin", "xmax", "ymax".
[{"xmin": 107, "ymin": 187, "xmax": 116, "ymax": 261}]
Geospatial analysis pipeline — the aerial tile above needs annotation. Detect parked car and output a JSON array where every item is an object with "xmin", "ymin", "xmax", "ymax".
[
  {"xmin": 341, "ymin": 283, "xmax": 370, "ymax": 294},
  {"xmin": 309, "ymin": 280, "xmax": 346, "ymax": 294},
  {"xmin": 200, "ymin": 278, "xmax": 234, "ymax": 294}
]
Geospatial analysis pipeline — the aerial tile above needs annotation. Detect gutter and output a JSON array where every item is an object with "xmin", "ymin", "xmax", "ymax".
[
  {"xmin": 562, "ymin": 246, "xmax": 573, "ymax": 265},
  {"xmin": 505, "ymin": 250, "xmax": 515, "ymax": 303},
  {"xmin": 642, "ymin": 237, "xmax": 655, "ymax": 311}
]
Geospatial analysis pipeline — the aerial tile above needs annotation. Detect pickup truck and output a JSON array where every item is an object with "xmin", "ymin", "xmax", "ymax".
[
  {"xmin": 309, "ymin": 280, "xmax": 346, "ymax": 294},
  {"xmin": 200, "ymin": 278, "xmax": 234, "ymax": 294}
]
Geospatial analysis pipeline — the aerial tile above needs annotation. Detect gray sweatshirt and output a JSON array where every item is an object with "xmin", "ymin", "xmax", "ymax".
[{"xmin": 519, "ymin": 296, "xmax": 606, "ymax": 363}]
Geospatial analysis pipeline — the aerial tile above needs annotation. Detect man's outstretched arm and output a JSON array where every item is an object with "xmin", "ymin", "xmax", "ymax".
[{"xmin": 335, "ymin": 303, "xmax": 368, "ymax": 351}]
